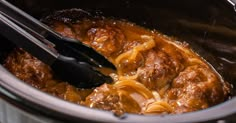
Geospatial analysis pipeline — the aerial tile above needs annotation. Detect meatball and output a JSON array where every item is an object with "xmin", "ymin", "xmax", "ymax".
[
  {"xmin": 4, "ymin": 48, "xmax": 89, "ymax": 103},
  {"xmin": 53, "ymin": 22, "xmax": 76, "ymax": 39},
  {"xmin": 87, "ymin": 25, "xmax": 125, "ymax": 57},
  {"xmin": 84, "ymin": 84, "xmax": 141, "ymax": 115},
  {"xmin": 137, "ymin": 47, "xmax": 184, "ymax": 92},
  {"xmin": 4, "ymin": 48, "xmax": 53, "ymax": 89},
  {"xmin": 167, "ymin": 65, "xmax": 230, "ymax": 113}
]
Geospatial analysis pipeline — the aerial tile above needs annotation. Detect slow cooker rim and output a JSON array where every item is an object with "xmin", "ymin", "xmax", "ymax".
[{"xmin": 0, "ymin": 65, "xmax": 236, "ymax": 123}]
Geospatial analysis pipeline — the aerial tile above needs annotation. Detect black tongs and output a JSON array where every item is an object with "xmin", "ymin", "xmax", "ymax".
[{"xmin": 0, "ymin": 0, "xmax": 114, "ymax": 88}]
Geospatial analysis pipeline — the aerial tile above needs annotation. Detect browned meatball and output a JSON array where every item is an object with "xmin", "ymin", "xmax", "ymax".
[
  {"xmin": 53, "ymin": 22, "xmax": 76, "ymax": 39},
  {"xmin": 87, "ymin": 25, "xmax": 125, "ymax": 57},
  {"xmin": 4, "ymin": 48, "xmax": 53, "ymax": 89},
  {"xmin": 137, "ymin": 48, "xmax": 185, "ymax": 91},
  {"xmin": 84, "ymin": 84, "xmax": 141, "ymax": 115},
  {"xmin": 42, "ymin": 82, "xmax": 82, "ymax": 103},
  {"xmin": 4, "ymin": 48, "xmax": 91, "ymax": 103},
  {"xmin": 167, "ymin": 65, "xmax": 230, "ymax": 113}
]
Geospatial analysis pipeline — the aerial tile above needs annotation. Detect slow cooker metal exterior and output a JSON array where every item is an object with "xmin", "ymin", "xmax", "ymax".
[{"xmin": 0, "ymin": 0, "xmax": 236, "ymax": 122}]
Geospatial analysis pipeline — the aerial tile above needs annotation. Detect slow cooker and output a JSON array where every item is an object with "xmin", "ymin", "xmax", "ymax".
[{"xmin": 0, "ymin": 0, "xmax": 236, "ymax": 122}]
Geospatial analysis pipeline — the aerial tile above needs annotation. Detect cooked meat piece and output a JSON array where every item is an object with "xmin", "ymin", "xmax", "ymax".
[
  {"xmin": 53, "ymin": 22, "xmax": 76, "ymax": 39},
  {"xmin": 42, "ymin": 82, "xmax": 82, "ymax": 103},
  {"xmin": 119, "ymin": 54, "xmax": 144, "ymax": 76},
  {"xmin": 4, "ymin": 48, "xmax": 93, "ymax": 103},
  {"xmin": 4, "ymin": 48, "xmax": 53, "ymax": 89},
  {"xmin": 84, "ymin": 84, "xmax": 141, "ymax": 115},
  {"xmin": 167, "ymin": 65, "xmax": 230, "ymax": 113},
  {"xmin": 52, "ymin": 19, "xmax": 126, "ymax": 57},
  {"xmin": 137, "ymin": 48, "xmax": 185, "ymax": 91},
  {"xmin": 87, "ymin": 25, "xmax": 125, "ymax": 57}
]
